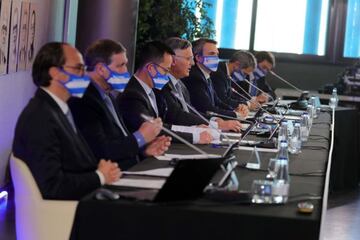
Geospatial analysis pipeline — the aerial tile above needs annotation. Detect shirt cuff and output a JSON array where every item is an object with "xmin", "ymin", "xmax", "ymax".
[
  {"xmin": 209, "ymin": 118, "xmax": 219, "ymax": 129},
  {"xmin": 133, "ymin": 131, "xmax": 146, "ymax": 148},
  {"xmin": 96, "ymin": 170, "xmax": 105, "ymax": 185},
  {"xmin": 192, "ymin": 131, "xmax": 200, "ymax": 144},
  {"xmin": 235, "ymin": 112, "xmax": 242, "ymax": 119}
]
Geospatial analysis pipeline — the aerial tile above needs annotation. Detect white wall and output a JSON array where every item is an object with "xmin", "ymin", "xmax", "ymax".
[{"xmin": 0, "ymin": 0, "xmax": 66, "ymax": 187}]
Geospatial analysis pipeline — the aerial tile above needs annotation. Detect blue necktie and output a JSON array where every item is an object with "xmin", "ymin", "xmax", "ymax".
[
  {"xmin": 249, "ymin": 79, "xmax": 257, "ymax": 97},
  {"xmin": 207, "ymin": 78, "xmax": 215, "ymax": 105},
  {"xmin": 104, "ymin": 93, "xmax": 128, "ymax": 136},
  {"xmin": 65, "ymin": 109, "xmax": 77, "ymax": 134}
]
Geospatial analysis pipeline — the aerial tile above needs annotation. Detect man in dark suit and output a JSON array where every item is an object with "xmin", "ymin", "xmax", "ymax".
[
  {"xmin": 212, "ymin": 50, "xmax": 266, "ymax": 110},
  {"xmin": 69, "ymin": 39, "xmax": 170, "ymax": 170},
  {"xmin": 231, "ymin": 51, "xmax": 273, "ymax": 104},
  {"xmin": 252, "ymin": 51, "xmax": 277, "ymax": 100},
  {"xmin": 181, "ymin": 38, "xmax": 249, "ymax": 120},
  {"xmin": 12, "ymin": 42, "xmax": 121, "ymax": 200},
  {"xmin": 164, "ymin": 37, "xmax": 241, "ymax": 132},
  {"xmin": 118, "ymin": 41, "xmax": 213, "ymax": 144}
]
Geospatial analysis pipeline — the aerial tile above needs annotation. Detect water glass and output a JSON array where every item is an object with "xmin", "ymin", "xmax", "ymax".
[{"xmin": 251, "ymin": 179, "xmax": 273, "ymax": 204}]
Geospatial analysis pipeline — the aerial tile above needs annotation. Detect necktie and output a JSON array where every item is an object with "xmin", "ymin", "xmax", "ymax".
[
  {"xmin": 175, "ymin": 82, "xmax": 189, "ymax": 112},
  {"xmin": 104, "ymin": 93, "xmax": 128, "ymax": 136},
  {"xmin": 249, "ymin": 78, "xmax": 257, "ymax": 97},
  {"xmin": 65, "ymin": 109, "xmax": 77, "ymax": 134},
  {"xmin": 149, "ymin": 90, "xmax": 159, "ymax": 117},
  {"xmin": 207, "ymin": 78, "xmax": 215, "ymax": 105}
]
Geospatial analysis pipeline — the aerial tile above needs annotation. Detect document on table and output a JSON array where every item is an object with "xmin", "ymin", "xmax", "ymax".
[
  {"xmin": 171, "ymin": 125, "xmax": 221, "ymax": 140},
  {"xmin": 155, "ymin": 153, "xmax": 222, "ymax": 161},
  {"xmin": 111, "ymin": 178, "xmax": 165, "ymax": 189},
  {"xmin": 123, "ymin": 168, "xmax": 173, "ymax": 177},
  {"xmin": 236, "ymin": 146, "xmax": 278, "ymax": 153}
]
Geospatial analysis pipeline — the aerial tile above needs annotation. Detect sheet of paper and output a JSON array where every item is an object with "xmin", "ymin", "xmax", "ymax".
[
  {"xmin": 123, "ymin": 168, "xmax": 173, "ymax": 177},
  {"xmin": 236, "ymin": 146, "xmax": 278, "ymax": 153},
  {"xmin": 221, "ymin": 132, "xmax": 243, "ymax": 138},
  {"xmin": 156, "ymin": 153, "xmax": 222, "ymax": 161},
  {"xmin": 111, "ymin": 178, "xmax": 165, "ymax": 189},
  {"xmin": 171, "ymin": 125, "xmax": 221, "ymax": 140}
]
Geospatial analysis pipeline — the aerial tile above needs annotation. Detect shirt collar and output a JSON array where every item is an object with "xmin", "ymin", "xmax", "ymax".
[
  {"xmin": 92, "ymin": 81, "xmax": 108, "ymax": 100},
  {"xmin": 168, "ymin": 73, "xmax": 179, "ymax": 88},
  {"xmin": 41, "ymin": 87, "xmax": 69, "ymax": 114},
  {"xmin": 197, "ymin": 63, "xmax": 210, "ymax": 80},
  {"xmin": 134, "ymin": 75, "xmax": 153, "ymax": 95}
]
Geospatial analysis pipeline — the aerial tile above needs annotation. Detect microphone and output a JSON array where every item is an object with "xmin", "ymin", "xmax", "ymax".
[
  {"xmin": 240, "ymin": 76, "xmax": 275, "ymax": 102},
  {"xmin": 230, "ymin": 79, "xmax": 282, "ymax": 123},
  {"xmin": 206, "ymin": 111, "xmax": 254, "ymax": 124},
  {"xmin": 230, "ymin": 79, "xmax": 283, "ymax": 143},
  {"xmin": 171, "ymin": 91, "xmax": 232, "ymax": 144},
  {"xmin": 140, "ymin": 114, "xmax": 209, "ymax": 156},
  {"xmin": 269, "ymin": 70, "xmax": 303, "ymax": 93}
]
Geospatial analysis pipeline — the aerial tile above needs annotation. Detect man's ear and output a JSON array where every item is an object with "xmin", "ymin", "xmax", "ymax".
[
  {"xmin": 195, "ymin": 54, "xmax": 202, "ymax": 63},
  {"xmin": 95, "ymin": 63, "xmax": 107, "ymax": 77},
  {"xmin": 49, "ymin": 66, "xmax": 62, "ymax": 81}
]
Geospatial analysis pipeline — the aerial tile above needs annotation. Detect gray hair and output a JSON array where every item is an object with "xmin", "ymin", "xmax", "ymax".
[
  {"xmin": 165, "ymin": 37, "xmax": 192, "ymax": 51},
  {"xmin": 230, "ymin": 50, "xmax": 257, "ymax": 69}
]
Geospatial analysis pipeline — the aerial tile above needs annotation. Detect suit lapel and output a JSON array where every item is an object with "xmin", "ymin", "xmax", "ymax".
[
  {"xmin": 86, "ymin": 83, "xmax": 129, "ymax": 135},
  {"xmin": 129, "ymin": 77, "xmax": 158, "ymax": 117},
  {"xmin": 37, "ymin": 89, "xmax": 96, "ymax": 163}
]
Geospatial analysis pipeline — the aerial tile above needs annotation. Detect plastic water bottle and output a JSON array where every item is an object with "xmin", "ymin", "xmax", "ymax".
[
  {"xmin": 300, "ymin": 113, "xmax": 310, "ymax": 141},
  {"xmin": 272, "ymin": 141, "xmax": 290, "ymax": 203},
  {"xmin": 329, "ymin": 88, "xmax": 339, "ymax": 109},
  {"xmin": 276, "ymin": 140, "xmax": 289, "ymax": 160},
  {"xmin": 289, "ymin": 122, "xmax": 301, "ymax": 154},
  {"xmin": 277, "ymin": 121, "xmax": 288, "ymax": 148}
]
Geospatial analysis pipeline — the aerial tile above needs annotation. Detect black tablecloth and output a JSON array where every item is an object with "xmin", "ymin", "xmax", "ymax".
[
  {"xmin": 71, "ymin": 113, "xmax": 332, "ymax": 240},
  {"xmin": 330, "ymin": 107, "xmax": 360, "ymax": 191}
]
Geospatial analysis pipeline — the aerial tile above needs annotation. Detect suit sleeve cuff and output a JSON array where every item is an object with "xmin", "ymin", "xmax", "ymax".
[
  {"xmin": 133, "ymin": 131, "xmax": 146, "ymax": 148},
  {"xmin": 96, "ymin": 170, "xmax": 105, "ymax": 185}
]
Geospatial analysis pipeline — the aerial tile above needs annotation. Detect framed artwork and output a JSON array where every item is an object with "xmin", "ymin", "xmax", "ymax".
[
  {"xmin": 0, "ymin": 0, "xmax": 12, "ymax": 75},
  {"xmin": 8, "ymin": 0, "xmax": 21, "ymax": 73},
  {"xmin": 26, "ymin": 2, "xmax": 38, "ymax": 70},
  {"xmin": 18, "ymin": 1, "xmax": 30, "ymax": 71}
]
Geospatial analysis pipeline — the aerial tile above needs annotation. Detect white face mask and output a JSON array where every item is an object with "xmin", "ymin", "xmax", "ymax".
[{"xmin": 200, "ymin": 55, "xmax": 219, "ymax": 72}]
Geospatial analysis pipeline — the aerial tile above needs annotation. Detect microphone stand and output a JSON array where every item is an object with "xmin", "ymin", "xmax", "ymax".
[{"xmin": 269, "ymin": 70, "xmax": 303, "ymax": 93}]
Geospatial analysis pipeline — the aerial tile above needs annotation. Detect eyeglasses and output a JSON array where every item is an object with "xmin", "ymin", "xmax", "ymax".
[
  {"xmin": 152, "ymin": 63, "xmax": 171, "ymax": 75},
  {"xmin": 62, "ymin": 64, "xmax": 87, "ymax": 72},
  {"xmin": 174, "ymin": 55, "xmax": 194, "ymax": 62}
]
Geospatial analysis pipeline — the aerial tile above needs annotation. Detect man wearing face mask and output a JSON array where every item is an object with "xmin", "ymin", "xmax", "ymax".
[
  {"xmin": 12, "ymin": 42, "xmax": 121, "ymax": 200},
  {"xmin": 118, "ymin": 41, "xmax": 213, "ymax": 144},
  {"xmin": 163, "ymin": 37, "xmax": 242, "ymax": 132},
  {"xmin": 232, "ymin": 51, "xmax": 268, "ymax": 104},
  {"xmin": 250, "ymin": 51, "xmax": 277, "ymax": 101},
  {"xmin": 69, "ymin": 39, "xmax": 171, "ymax": 170},
  {"xmin": 212, "ymin": 50, "xmax": 261, "ymax": 111},
  {"xmin": 181, "ymin": 38, "xmax": 249, "ymax": 120}
]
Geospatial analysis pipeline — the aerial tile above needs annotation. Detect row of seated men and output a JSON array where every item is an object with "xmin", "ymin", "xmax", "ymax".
[{"xmin": 12, "ymin": 37, "xmax": 276, "ymax": 200}]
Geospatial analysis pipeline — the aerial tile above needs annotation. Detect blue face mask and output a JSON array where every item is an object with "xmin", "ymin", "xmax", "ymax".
[
  {"xmin": 148, "ymin": 64, "xmax": 170, "ymax": 90},
  {"xmin": 61, "ymin": 69, "xmax": 90, "ymax": 98},
  {"xmin": 104, "ymin": 65, "xmax": 130, "ymax": 92},
  {"xmin": 200, "ymin": 55, "xmax": 219, "ymax": 72},
  {"xmin": 232, "ymin": 70, "xmax": 246, "ymax": 82}
]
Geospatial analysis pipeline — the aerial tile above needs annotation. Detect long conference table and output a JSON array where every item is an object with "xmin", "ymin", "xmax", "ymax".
[{"xmin": 70, "ymin": 111, "xmax": 333, "ymax": 240}]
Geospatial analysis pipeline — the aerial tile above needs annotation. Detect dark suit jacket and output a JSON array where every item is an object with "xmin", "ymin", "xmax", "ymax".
[
  {"xmin": 160, "ymin": 80, "xmax": 207, "ymax": 126},
  {"xmin": 12, "ymin": 89, "xmax": 100, "ymax": 200},
  {"xmin": 255, "ymin": 76, "xmax": 276, "ymax": 100},
  {"xmin": 181, "ymin": 64, "xmax": 237, "ymax": 118},
  {"xmin": 68, "ymin": 82, "xmax": 139, "ymax": 170},
  {"xmin": 117, "ymin": 76, "xmax": 192, "ymax": 142},
  {"xmin": 211, "ymin": 61, "xmax": 248, "ymax": 108}
]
